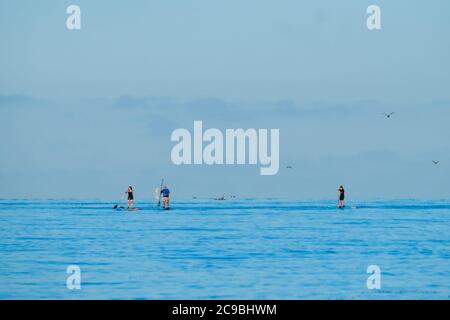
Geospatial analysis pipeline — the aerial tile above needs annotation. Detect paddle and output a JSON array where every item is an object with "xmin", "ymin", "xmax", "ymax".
[
  {"xmin": 113, "ymin": 192, "xmax": 126, "ymax": 209},
  {"xmin": 157, "ymin": 178, "xmax": 164, "ymax": 207}
]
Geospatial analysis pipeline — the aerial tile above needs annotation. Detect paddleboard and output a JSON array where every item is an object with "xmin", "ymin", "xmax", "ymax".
[{"xmin": 115, "ymin": 206, "xmax": 141, "ymax": 211}]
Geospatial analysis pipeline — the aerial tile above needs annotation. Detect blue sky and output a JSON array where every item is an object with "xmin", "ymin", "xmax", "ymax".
[{"xmin": 1, "ymin": 1, "xmax": 449, "ymax": 199}]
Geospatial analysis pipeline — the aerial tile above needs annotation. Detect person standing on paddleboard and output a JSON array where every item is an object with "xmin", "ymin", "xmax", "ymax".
[
  {"xmin": 160, "ymin": 186, "xmax": 170, "ymax": 209},
  {"xmin": 127, "ymin": 186, "xmax": 134, "ymax": 208},
  {"xmin": 338, "ymin": 185, "xmax": 345, "ymax": 208}
]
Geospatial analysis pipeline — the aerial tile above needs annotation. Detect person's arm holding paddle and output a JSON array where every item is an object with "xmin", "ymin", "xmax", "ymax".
[{"xmin": 157, "ymin": 178, "xmax": 164, "ymax": 206}]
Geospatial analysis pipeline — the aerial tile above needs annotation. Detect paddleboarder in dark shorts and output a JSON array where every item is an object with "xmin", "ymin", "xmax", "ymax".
[
  {"xmin": 127, "ymin": 186, "xmax": 134, "ymax": 208},
  {"xmin": 338, "ymin": 185, "xmax": 345, "ymax": 208},
  {"xmin": 160, "ymin": 186, "xmax": 170, "ymax": 209}
]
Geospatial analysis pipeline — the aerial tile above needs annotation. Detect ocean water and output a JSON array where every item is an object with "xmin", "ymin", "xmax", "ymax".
[{"xmin": 0, "ymin": 199, "xmax": 449, "ymax": 300}]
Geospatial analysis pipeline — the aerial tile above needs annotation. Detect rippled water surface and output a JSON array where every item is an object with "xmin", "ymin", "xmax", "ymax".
[{"xmin": 1, "ymin": 199, "xmax": 449, "ymax": 299}]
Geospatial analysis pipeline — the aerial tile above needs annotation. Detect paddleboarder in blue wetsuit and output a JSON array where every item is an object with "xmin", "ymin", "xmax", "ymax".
[{"xmin": 160, "ymin": 186, "xmax": 170, "ymax": 209}]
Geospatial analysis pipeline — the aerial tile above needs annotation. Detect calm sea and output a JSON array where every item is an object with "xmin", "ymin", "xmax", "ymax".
[{"xmin": 1, "ymin": 199, "xmax": 449, "ymax": 299}]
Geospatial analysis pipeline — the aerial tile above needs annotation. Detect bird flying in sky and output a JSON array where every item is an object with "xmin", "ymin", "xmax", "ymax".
[{"xmin": 382, "ymin": 112, "xmax": 395, "ymax": 118}]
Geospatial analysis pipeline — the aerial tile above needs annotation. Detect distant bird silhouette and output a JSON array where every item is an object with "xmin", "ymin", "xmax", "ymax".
[
  {"xmin": 382, "ymin": 112, "xmax": 395, "ymax": 118},
  {"xmin": 432, "ymin": 160, "xmax": 440, "ymax": 165},
  {"xmin": 286, "ymin": 165, "xmax": 293, "ymax": 169}
]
